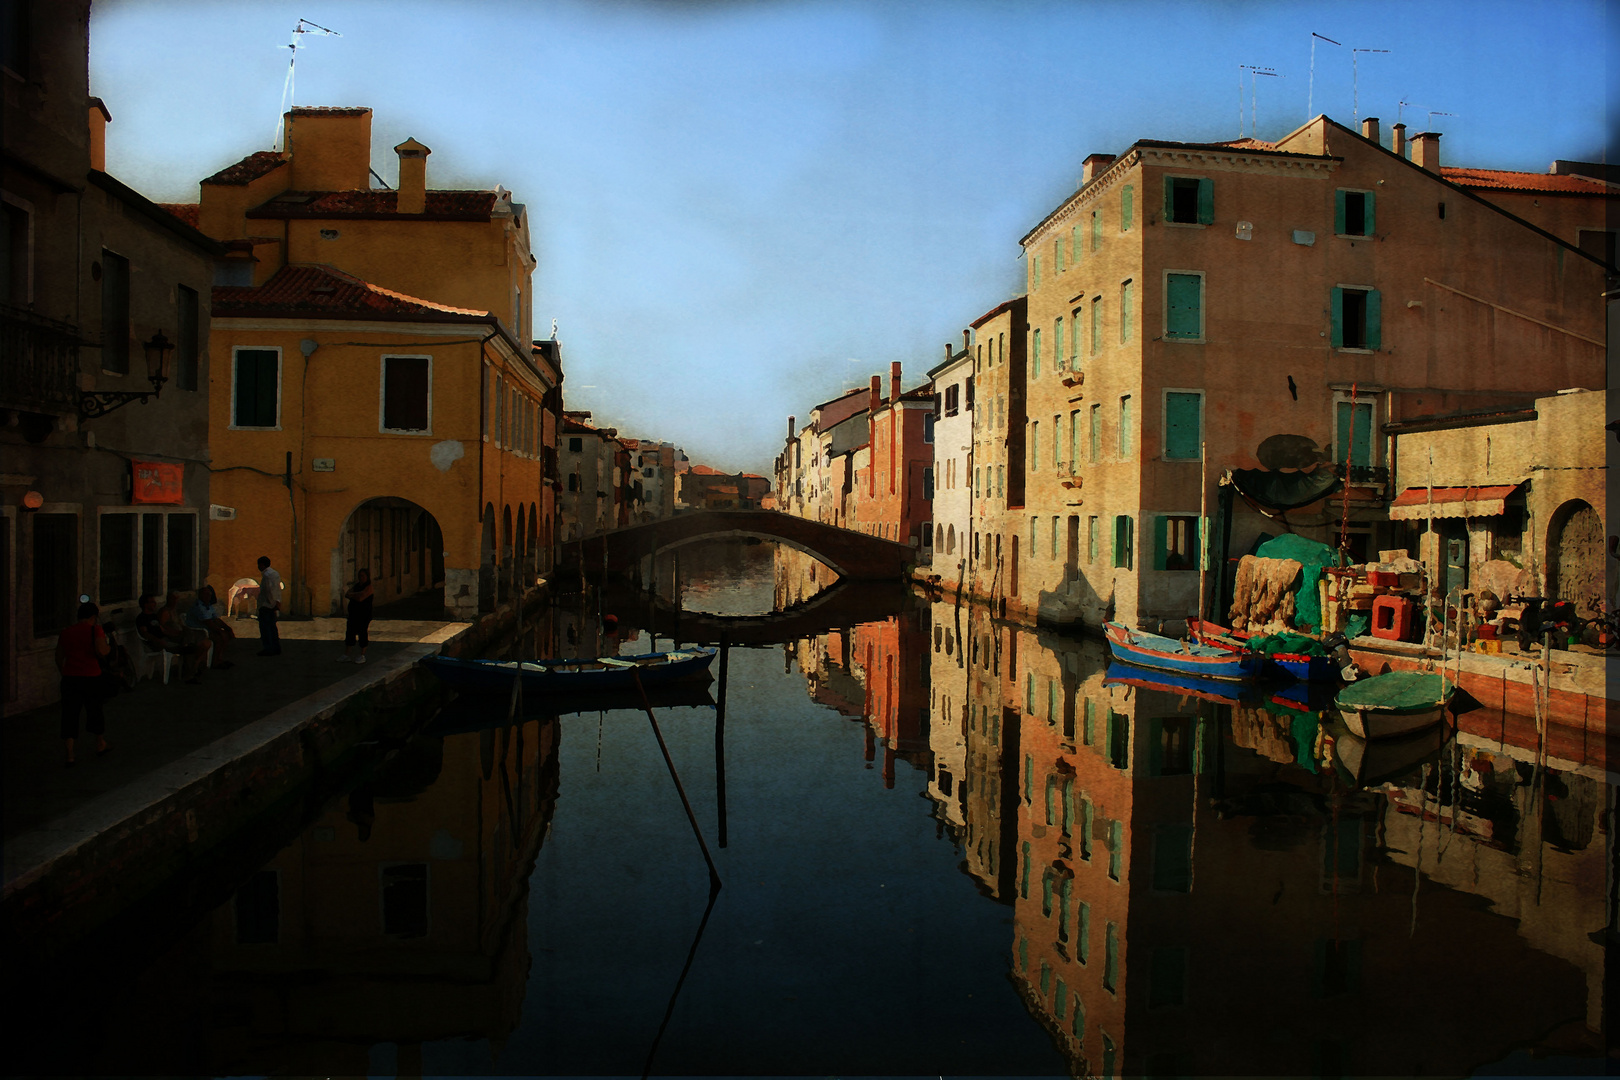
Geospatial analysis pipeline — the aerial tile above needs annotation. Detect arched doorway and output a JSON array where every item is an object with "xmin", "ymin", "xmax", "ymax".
[
  {"xmin": 1547, "ymin": 499, "xmax": 1603, "ymax": 611},
  {"xmin": 480, "ymin": 504, "xmax": 497, "ymax": 615},
  {"xmin": 527, "ymin": 501, "xmax": 539, "ymax": 581},
  {"xmin": 335, "ymin": 497, "xmax": 445, "ymax": 616},
  {"xmin": 500, "ymin": 504, "xmax": 514, "ymax": 602}
]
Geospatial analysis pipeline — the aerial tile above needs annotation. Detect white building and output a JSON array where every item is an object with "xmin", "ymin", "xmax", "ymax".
[{"xmin": 928, "ymin": 340, "xmax": 975, "ymax": 578}]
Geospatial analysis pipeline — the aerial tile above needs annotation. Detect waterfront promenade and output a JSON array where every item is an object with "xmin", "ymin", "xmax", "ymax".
[{"xmin": 2, "ymin": 601, "xmax": 467, "ymax": 891}]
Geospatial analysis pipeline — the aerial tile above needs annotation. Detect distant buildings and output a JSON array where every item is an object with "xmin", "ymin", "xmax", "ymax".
[{"xmin": 678, "ymin": 464, "xmax": 771, "ymax": 511}]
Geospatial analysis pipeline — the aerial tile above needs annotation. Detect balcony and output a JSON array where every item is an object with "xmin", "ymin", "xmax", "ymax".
[
  {"xmin": 0, "ymin": 304, "xmax": 81, "ymax": 415},
  {"xmin": 1331, "ymin": 462, "xmax": 1391, "ymax": 487}
]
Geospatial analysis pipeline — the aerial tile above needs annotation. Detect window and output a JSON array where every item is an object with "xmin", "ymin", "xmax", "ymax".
[
  {"xmin": 1068, "ymin": 411, "xmax": 1080, "ymax": 472},
  {"xmin": 1076, "ymin": 901, "xmax": 1091, "ymax": 963},
  {"xmin": 1155, "ymin": 515, "xmax": 1199, "ymax": 571},
  {"xmin": 231, "ymin": 347, "xmax": 279, "ymax": 428},
  {"xmin": 1032, "ymin": 328, "xmax": 1042, "ymax": 378},
  {"xmin": 1089, "ymin": 404, "xmax": 1101, "ymax": 462},
  {"xmin": 100, "ymin": 250, "xmax": 130, "ymax": 373},
  {"xmin": 944, "ymin": 384, "xmax": 959, "ymax": 416},
  {"xmin": 167, "ymin": 513, "xmax": 196, "ymax": 589},
  {"xmin": 1164, "ymin": 390, "xmax": 1202, "ymax": 460},
  {"xmin": 2, "ymin": 198, "xmax": 31, "ymax": 304},
  {"xmin": 1103, "ymin": 922, "xmax": 1120, "ymax": 991},
  {"xmin": 1088, "ymin": 515, "xmax": 1099, "ymax": 562},
  {"xmin": 1069, "ymin": 308, "xmax": 1081, "ymax": 364},
  {"xmin": 1091, "ymin": 209, "xmax": 1102, "ymax": 251},
  {"xmin": 996, "ymin": 464, "xmax": 1004, "ymax": 497},
  {"xmin": 1118, "ymin": 395, "xmax": 1131, "ymax": 457},
  {"xmin": 1054, "ymin": 317, "xmax": 1065, "ymax": 370},
  {"xmin": 1336, "ymin": 189, "xmax": 1375, "ymax": 237},
  {"xmin": 98, "ymin": 513, "xmax": 136, "ymax": 603},
  {"xmin": 1113, "ymin": 515, "xmax": 1133, "ymax": 569},
  {"xmin": 1050, "ymin": 516, "xmax": 1060, "ymax": 559},
  {"xmin": 1079, "ymin": 795, "xmax": 1094, "ymax": 859},
  {"xmin": 380, "ymin": 863, "xmax": 428, "ymax": 938},
  {"xmin": 1335, "ymin": 398, "xmax": 1374, "ymax": 468},
  {"xmin": 1155, "ymin": 717, "xmax": 1193, "ymax": 775},
  {"xmin": 33, "ymin": 513, "xmax": 78, "ymax": 636},
  {"xmin": 922, "ymin": 466, "xmax": 934, "ymax": 499},
  {"xmin": 567, "ymin": 474, "xmax": 580, "ymax": 492},
  {"xmin": 1071, "ymin": 223, "xmax": 1083, "ymax": 265},
  {"xmin": 1120, "ymin": 280, "xmax": 1133, "ymax": 342},
  {"xmin": 1029, "ymin": 517, "xmax": 1039, "ymax": 559},
  {"xmin": 1331, "ymin": 286, "xmax": 1381, "ymax": 349},
  {"xmin": 1165, "ymin": 272, "xmax": 1203, "ymax": 340},
  {"xmin": 1164, "ymin": 176, "xmax": 1213, "ymax": 224},
  {"xmin": 1090, "ymin": 295, "xmax": 1102, "ymax": 354},
  {"xmin": 141, "ymin": 514, "xmax": 162, "ymax": 596},
  {"xmin": 1108, "ymin": 819, "xmax": 1125, "ymax": 879},
  {"xmin": 1053, "ymin": 414, "xmax": 1061, "ymax": 467},
  {"xmin": 1121, "ymin": 184, "xmax": 1134, "ymax": 230},
  {"xmin": 1030, "ymin": 420, "xmax": 1039, "ymax": 470},
  {"xmin": 1153, "ymin": 823, "xmax": 1194, "ymax": 894},
  {"xmin": 568, "ymin": 437, "xmax": 582, "ymax": 453},
  {"xmin": 1031, "ymin": 254, "xmax": 1041, "ymax": 289},
  {"xmin": 923, "ymin": 411, "xmax": 935, "ymax": 443},
  {"xmin": 175, "ymin": 285, "xmax": 199, "ymax": 391},
  {"xmin": 381, "ymin": 355, "xmax": 431, "ymax": 433},
  {"xmin": 1053, "ymin": 235, "xmax": 1064, "ymax": 274}
]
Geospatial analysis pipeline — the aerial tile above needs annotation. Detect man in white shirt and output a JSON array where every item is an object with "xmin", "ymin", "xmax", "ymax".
[{"xmin": 256, "ymin": 556, "xmax": 283, "ymax": 656}]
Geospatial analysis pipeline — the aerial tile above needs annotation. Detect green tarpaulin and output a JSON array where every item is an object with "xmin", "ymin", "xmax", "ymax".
[
  {"xmin": 1247, "ymin": 631, "xmax": 1327, "ymax": 657},
  {"xmin": 1254, "ymin": 533, "xmax": 1344, "ymax": 632}
]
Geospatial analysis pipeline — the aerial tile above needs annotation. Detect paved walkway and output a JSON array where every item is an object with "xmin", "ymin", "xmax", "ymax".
[{"xmin": 2, "ymin": 605, "xmax": 466, "ymax": 844}]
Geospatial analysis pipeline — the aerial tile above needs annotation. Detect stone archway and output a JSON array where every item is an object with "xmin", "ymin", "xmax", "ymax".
[
  {"xmin": 1547, "ymin": 499, "xmax": 1603, "ymax": 612},
  {"xmin": 479, "ymin": 504, "xmax": 497, "ymax": 615},
  {"xmin": 334, "ymin": 497, "xmax": 445, "ymax": 616}
]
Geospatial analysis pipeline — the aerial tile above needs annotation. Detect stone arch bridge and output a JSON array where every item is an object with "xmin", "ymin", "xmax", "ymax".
[{"xmin": 558, "ymin": 510, "xmax": 916, "ymax": 582}]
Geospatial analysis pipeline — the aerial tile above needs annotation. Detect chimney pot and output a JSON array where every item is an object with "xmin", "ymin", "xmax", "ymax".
[
  {"xmin": 87, "ymin": 97, "xmax": 110, "ymax": 172},
  {"xmin": 788, "ymin": 416, "xmax": 796, "ymax": 439},
  {"xmin": 1081, "ymin": 153, "xmax": 1116, "ymax": 184},
  {"xmin": 962, "ymin": 329, "xmax": 970, "ymax": 352},
  {"xmin": 1361, "ymin": 117, "xmax": 1380, "ymax": 145},
  {"xmin": 944, "ymin": 343, "xmax": 952, "ymax": 364},
  {"xmin": 394, "ymin": 137, "xmax": 431, "ymax": 214},
  {"xmin": 1412, "ymin": 131, "xmax": 1441, "ymax": 173},
  {"xmin": 1391, "ymin": 123, "xmax": 1407, "ymax": 157},
  {"xmin": 890, "ymin": 361, "xmax": 902, "ymax": 404},
  {"xmin": 869, "ymin": 375, "xmax": 881, "ymax": 413}
]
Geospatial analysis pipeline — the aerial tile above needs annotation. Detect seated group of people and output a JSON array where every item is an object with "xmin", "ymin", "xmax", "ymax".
[{"xmin": 131, "ymin": 586, "xmax": 235, "ymax": 684}]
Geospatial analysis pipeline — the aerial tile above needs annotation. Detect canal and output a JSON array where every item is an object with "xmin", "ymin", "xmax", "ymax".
[{"xmin": 15, "ymin": 541, "xmax": 1611, "ymax": 1076}]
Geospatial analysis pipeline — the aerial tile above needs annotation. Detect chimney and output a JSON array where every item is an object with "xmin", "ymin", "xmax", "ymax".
[
  {"xmin": 1081, "ymin": 153, "xmax": 1116, "ymax": 184},
  {"xmin": 87, "ymin": 98, "xmax": 111, "ymax": 172},
  {"xmin": 1361, "ymin": 117, "xmax": 1380, "ymax": 145},
  {"xmin": 869, "ymin": 375, "xmax": 881, "ymax": 413},
  {"xmin": 944, "ymin": 343, "xmax": 952, "ymax": 365},
  {"xmin": 962, "ymin": 329, "xmax": 971, "ymax": 353},
  {"xmin": 787, "ymin": 416, "xmax": 796, "ymax": 440},
  {"xmin": 395, "ymin": 137, "xmax": 430, "ymax": 214},
  {"xmin": 1412, "ymin": 131, "xmax": 1441, "ymax": 173},
  {"xmin": 890, "ymin": 361, "xmax": 902, "ymax": 404},
  {"xmin": 1391, "ymin": 123, "xmax": 1407, "ymax": 158},
  {"xmin": 283, "ymin": 106, "xmax": 373, "ymax": 191}
]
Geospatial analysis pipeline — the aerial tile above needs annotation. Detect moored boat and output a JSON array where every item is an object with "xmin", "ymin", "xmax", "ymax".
[
  {"xmin": 1186, "ymin": 617, "xmax": 1343, "ymax": 683},
  {"xmin": 1334, "ymin": 669, "xmax": 1454, "ymax": 739},
  {"xmin": 420, "ymin": 647, "xmax": 717, "ymax": 695},
  {"xmin": 1104, "ymin": 622, "xmax": 1262, "ymax": 682}
]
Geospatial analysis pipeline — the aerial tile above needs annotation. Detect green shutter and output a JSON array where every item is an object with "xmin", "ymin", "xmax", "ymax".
[
  {"xmin": 1091, "ymin": 210, "xmax": 1101, "ymax": 250},
  {"xmin": 1072, "ymin": 223, "xmax": 1083, "ymax": 265},
  {"xmin": 1365, "ymin": 288, "xmax": 1381, "ymax": 349},
  {"xmin": 1330, "ymin": 287, "xmax": 1345, "ymax": 347},
  {"xmin": 1120, "ymin": 281, "xmax": 1132, "ymax": 341},
  {"xmin": 1032, "ymin": 329, "xmax": 1042, "ymax": 377},
  {"xmin": 1364, "ymin": 191, "xmax": 1376, "ymax": 235},
  {"xmin": 1166, "ymin": 391, "xmax": 1200, "ymax": 459},
  {"xmin": 1163, "ymin": 176, "xmax": 1176, "ymax": 219},
  {"xmin": 1020, "ymin": 840, "xmax": 1031, "ymax": 898},
  {"xmin": 1197, "ymin": 177, "xmax": 1214, "ymax": 224},
  {"xmin": 1334, "ymin": 189, "xmax": 1347, "ymax": 235},
  {"xmin": 1336, "ymin": 401, "xmax": 1373, "ymax": 467},
  {"xmin": 1054, "ymin": 235, "xmax": 1063, "ymax": 273},
  {"xmin": 1153, "ymin": 824, "xmax": 1193, "ymax": 891},
  {"xmin": 1077, "ymin": 901, "xmax": 1091, "ymax": 962},
  {"xmin": 1122, "ymin": 185, "xmax": 1134, "ymax": 230},
  {"xmin": 1153, "ymin": 515, "xmax": 1170, "ymax": 570},
  {"xmin": 1166, "ymin": 273, "xmax": 1201, "ymax": 339},
  {"xmin": 1032, "ymin": 255, "xmax": 1041, "ymax": 289}
]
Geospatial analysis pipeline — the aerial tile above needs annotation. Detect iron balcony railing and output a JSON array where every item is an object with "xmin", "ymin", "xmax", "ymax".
[
  {"xmin": 0, "ymin": 304, "xmax": 81, "ymax": 413},
  {"xmin": 1332, "ymin": 462, "xmax": 1392, "ymax": 488}
]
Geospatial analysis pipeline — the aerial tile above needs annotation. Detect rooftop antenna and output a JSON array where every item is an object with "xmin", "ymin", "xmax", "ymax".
[
  {"xmin": 1398, "ymin": 99, "xmax": 1456, "ymax": 130},
  {"xmin": 1308, "ymin": 32, "xmax": 1342, "ymax": 119},
  {"xmin": 1426, "ymin": 109, "xmax": 1456, "ymax": 130},
  {"xmin": 1240, "ymin": 66, "xmax": 1281, "ymax": 139},
  {"xmin": 1351, "ymin": 47, "xmax": 1390, "ymax": 120},
  {"xmin": 274, "ymin": 18, "xmax": 341, "ymax": 150}
]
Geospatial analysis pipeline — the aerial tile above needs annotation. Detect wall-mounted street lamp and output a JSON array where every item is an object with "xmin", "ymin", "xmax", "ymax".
[{"xmin": 79, "ymin": 330, "xmax": 174, "ymax": 420}]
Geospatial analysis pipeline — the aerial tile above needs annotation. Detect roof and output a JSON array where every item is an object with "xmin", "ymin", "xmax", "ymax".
[
  {"xmin": 247, "ymin": 189, "xmax": 496, "ymax": 219},
  {"xmin": 159, "ymin": 203, "xmax": 200, "ymax": 229},
  {"xmin": 689, "ymin": 464, "xmax": 729, "ymax": 476},
  {"xmin": 970, "ymin": 295, "xmax": 1026, "ymax": 329},
  {"xmin": 1441, "ymin": 167, "xmax": 1618, "ymax": 196},
  {"xmin": 810, "ymin": 385, "xmax": 871, "ymax": 412},
  {"xmin": 287, "ymin": 106, "xmax": 370, "ymax": 117},
  {"xmin": 202, "ymin": 151, "xmax": 288, "ymax": 186},
  {"xmin": 212, "ymin": 264, "xmax": 488, "ymax": 320},
  {"xmin": 87, "ymin": 171, "xmax": 225, "ymax": 256}
]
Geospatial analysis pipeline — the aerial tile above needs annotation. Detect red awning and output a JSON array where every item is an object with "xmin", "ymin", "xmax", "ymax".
[{"xmin": 1387, "ymin": 484, "xmax": 1519, "ymax": 520}]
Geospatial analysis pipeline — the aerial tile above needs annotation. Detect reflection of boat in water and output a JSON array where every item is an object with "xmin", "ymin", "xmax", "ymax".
[
  {"xmin": 421, "ymin": 647, "xmax": 718, "ymax": 695},
  {"xmin": 1103, "ymin": 662, "xmax": 1262, "ymax": 706},
  {"xmin": 428, "ymin": 680, "xmax": 716, "ymax": 735},
  {"xmin": 1104, "ymin": 622, "xmax": 1262, "ymax": 682},
  {"xmin": 1335, "ymin": 670, "xmax": 1455, "ymax": 739},
  {"xmin": 1326, "ymin": 722, "xmax": 1452, "ymax": 787}
]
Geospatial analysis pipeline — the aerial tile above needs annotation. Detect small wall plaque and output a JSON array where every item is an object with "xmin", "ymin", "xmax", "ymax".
[{"xmin": 313, "ymin": 458, "xmax": 336, "ymax": 472}]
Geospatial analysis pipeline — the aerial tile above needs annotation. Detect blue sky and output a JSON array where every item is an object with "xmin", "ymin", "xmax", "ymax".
[{"xmin": 91, "ymin": 0, "xmax": 1612, "ymax": 474}]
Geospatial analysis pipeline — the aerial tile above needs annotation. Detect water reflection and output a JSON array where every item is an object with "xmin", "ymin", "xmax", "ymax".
[{"xmin": 33, "ymin": 540, "xmax": 1609, "ymax": 1076}]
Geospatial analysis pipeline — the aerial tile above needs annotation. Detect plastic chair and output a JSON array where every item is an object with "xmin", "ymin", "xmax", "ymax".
[{"xmin": 129, "ymin": 633, "xmax": 175, "ymax": 684}]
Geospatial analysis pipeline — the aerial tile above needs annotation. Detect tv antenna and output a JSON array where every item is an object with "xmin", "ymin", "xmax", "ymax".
[
  {"xmin": 1397, "ymin": 99, "xmax": 1457, "ymax": 131},
  {"xmin": 1239, "ymin": 66, "xmax": 1281, "ymax": 139},
  {"xmin": 274, "ymin": 18, "xmax": 342, "ymax": 150},
  {"xmin": 1351, "ymin": 46, "xmax": 1390, "ymax": 120},
  {"xmin": 1308, "ymin": 32, "xmax": 1341, "ymax": 119}
]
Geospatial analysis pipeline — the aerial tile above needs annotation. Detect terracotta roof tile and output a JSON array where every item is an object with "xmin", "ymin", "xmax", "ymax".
[
  {"xmin": 212, "ymin": 264, "xmax": 488, "ymax": 320},
  {"xmin": 159, "ymin": 203, "xmax": 200, "ymax": 229},
  {"xmin": 1441, "ymin": 167, "xmax": 1617, "ymax": 195},
  {"xmin": 202, "ymin": 151, "xmax": 288, "ymax": 186},
  {"xmin": 248, "ymin": 189, "xmax": 496, "ymax": 219}
]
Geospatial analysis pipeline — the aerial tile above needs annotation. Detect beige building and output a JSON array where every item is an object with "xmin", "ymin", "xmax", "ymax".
[{"xmin": 1005, "ymin": 114, "xmax": 1607, "ymax": 632}]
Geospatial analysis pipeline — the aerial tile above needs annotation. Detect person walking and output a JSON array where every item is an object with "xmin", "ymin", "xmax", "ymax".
[
  {"xmin": 338, "ymin": 567, "xmax": 374, "ymax": 664},
  {"xmin": 57, "ymin": 600, "xmax": 111, "ymax": 766},
  {"xmin": 256, "ymin": 556, "xmax": 283, "ymax": 656}
]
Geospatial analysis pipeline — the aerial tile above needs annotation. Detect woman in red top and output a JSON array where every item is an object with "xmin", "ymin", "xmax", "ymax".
[{"xmin": 56, "ymin": 601, "xmax": 111, "ymax": 766}]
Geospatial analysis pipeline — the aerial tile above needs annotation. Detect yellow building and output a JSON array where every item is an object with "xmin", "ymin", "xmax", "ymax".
[{"xmin": 180, "ymin": 108, "xmax": 558, "ymax": 618}]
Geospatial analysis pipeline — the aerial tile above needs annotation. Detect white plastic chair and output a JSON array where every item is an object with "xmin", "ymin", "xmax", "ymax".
[{"xmin": 129, "ymin": 633, "xmax": 175, "ymax": 684}]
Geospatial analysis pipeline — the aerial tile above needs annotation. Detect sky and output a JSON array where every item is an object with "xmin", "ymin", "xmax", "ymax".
[{"xmin": 90, "ymin": 0, "xmax": 1613, "ymax": 476}]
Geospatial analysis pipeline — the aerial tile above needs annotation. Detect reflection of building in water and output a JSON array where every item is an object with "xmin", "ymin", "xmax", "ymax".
[
  {"xmin": 851, "ymin": 606, "xmax": 932, "ymax": 788},
  {"xmin": 957, "ymin": 607, "xmax": 1019, "ymax": 900},
  {"xmin": 202, "ymin": 717, "xmax": 559, "ymax": 1074},
  {"xmin": 772, "ymin": 545, "xmax": 840, "ymax": 610},
  {"xmin": 998, "ymin": 623, "xmax": 1606, "ymax": 1078},
  {"xmin": 925, "ymin": 598, "xmax": 970, "ymax": 835}
]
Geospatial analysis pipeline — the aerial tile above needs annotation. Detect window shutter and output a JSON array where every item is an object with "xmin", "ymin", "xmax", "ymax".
[
  {"xmin": 1072, "ymin": 224, "xmax": 1083, "ymax": 265},
  {"xmin": 1152, "ymin": 515, "xmax": 1169, "ymax": 570},
  {"xmin": 1054, "ymin": 235, "xmax": 1063, "ymax": 273},
  {"xmin": 1363, "ymin": 192, "xmax": 1376, "ymax": 236},
  {"xmin": 1329, "ymin": 287, "xmax": 1345, "ymax": 347},
  {"xmin": 964, "ymin": 375, "xmax": 974, "ymax": 409},
  {"xmin": 1166, "ymin": 391, "xmax": 1200, "ymax": 459},
  {"xmin": 1166, "ymin": 274, "xmax": 1201, "ymax": 339},
  {"xmin": 1334, "ymin": 190, "xmax": 1347, "ymax": 235},
  {"xmin": 1197, "ymin": 177, "xmax": 1214, "ymax": 224},
  {"xmin": 1364, "ymin": 289, "xmax": 1381, "ymax": 349},
  {"xmin": 1032, "ymin": 329, "xmax": 1042, "ymax": 377},
  {"xmin": 1032, "ymin": 255, "xmax": 1041, "ymax": 289},
  {"xmin": 1121, "ymin": 185, "xmax": 1133, "ymax": 230},
  {"xmin": 1163, "ymin": 176, "xmax": 1176, "ymax": 220}
]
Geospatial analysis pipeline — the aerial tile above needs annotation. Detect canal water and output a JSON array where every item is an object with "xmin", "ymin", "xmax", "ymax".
[{"xmin": 23, "ymin": 541, "xmax": 1612, "ymax": 1076}]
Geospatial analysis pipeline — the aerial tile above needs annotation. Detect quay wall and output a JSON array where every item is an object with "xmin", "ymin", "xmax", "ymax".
[{"xmin": 0, "ymin": 590, "xmax": 549, "ymax": 963}]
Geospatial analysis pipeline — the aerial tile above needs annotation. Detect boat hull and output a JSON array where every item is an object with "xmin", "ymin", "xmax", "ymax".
[
  {"xmin": 1104, "ymin": 622, "xmax": 1261, "ymax": 682},
  {"xmin": 1186, "ymin": 618, "xmax": 1339, "ymax": 683},
  {"xmin": 1334, "ymin": 670, "xmax": 1454, "ymax": 740},
  {"xmin": 420, "ymin": 648, "xmax": 717, "ymax": 695}
]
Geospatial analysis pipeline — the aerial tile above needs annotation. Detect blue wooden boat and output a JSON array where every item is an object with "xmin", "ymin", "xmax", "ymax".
[
  {"xmin": 1186, "ymin": 618, "xmax": 1342, "ymax": 682},
  {"xmin": 1103, "ymin": 622, "xmax": 1261, "ymax": 682},
  {"xmin": 420, "ymin": 647, "xmax": 717, "ymax": 695}
]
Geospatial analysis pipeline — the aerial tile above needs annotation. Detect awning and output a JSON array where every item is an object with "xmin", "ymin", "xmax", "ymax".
[
  {"xmin": 1230, "ymin": 467, "xmax": 1341, "ymax": 510},
  {"xmin": 1387, "ymin": 484, "xmax": 1519, "ymax": 520}
]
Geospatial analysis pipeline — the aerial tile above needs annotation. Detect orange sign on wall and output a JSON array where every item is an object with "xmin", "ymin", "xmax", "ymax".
[{"xmin": 131, "ymin": 460, "xmax": 184, "ymax": 505}]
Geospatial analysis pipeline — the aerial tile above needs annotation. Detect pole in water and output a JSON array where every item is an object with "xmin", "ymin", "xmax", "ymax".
[
  {"xmin": 715, "ymin": 632, "xmax": 730, "ymax": 849},
  {"xmin": 633, "ymin": 669, "xmax": 722, "ymax": 889}
]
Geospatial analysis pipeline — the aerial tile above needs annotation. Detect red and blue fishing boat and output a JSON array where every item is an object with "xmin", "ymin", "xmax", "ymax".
[
  {"xmin": 1186, "ymin": 618, "xmax": 1345, "ymax": 682},
  {"xmin": 1103, "ymin": 622, "xmax": 1262, "ymax": 682}
]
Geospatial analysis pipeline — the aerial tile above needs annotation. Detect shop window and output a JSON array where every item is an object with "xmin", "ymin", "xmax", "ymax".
[
  {"xmin": 98, "ymin": 513, "xmax": 136, "ymax": 603},
  {"xmin": 33, "ymin": 513, "xmax": 77, "ymax": 637}
]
